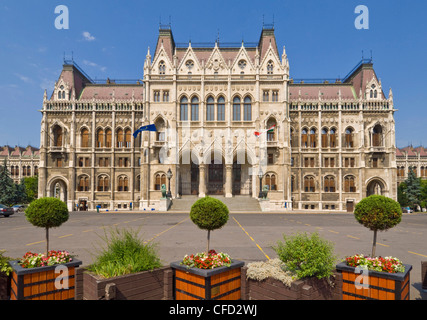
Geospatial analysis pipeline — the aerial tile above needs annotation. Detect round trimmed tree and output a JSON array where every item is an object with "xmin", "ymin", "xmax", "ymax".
[
  {"xmin": 354, "ymin": 195, "xmax": 402, "ymax": 257},
  {"xmin": 25, "ymin": 197, "xmax": 69, "ymax": 255},
  {"xmin": 190, "ymin": 196, "xmax": 229, "ymax": 253}
]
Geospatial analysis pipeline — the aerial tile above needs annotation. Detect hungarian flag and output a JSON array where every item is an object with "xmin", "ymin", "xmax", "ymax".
[
  {"xmin": 255, "ymin": 125, "xmax": 275, "ymax": 137},
  {"xmin": 133, "ymin": 124, "xmax": 157, "ymax": 138}
]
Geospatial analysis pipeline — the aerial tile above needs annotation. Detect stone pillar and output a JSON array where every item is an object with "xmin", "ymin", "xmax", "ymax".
[
  {"xmin": 199, "ymin": 163, "xmax": 206, "ymax": 197},
  {"xmin": 225, "ymin": 164, "xmax": 232, "ymax": 198}
]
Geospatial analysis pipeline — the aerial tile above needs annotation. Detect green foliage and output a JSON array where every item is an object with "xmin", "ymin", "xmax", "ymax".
[
  {"xmin": 354, "ymin": 195, "xmax": 402, "ymax": 232},
  {"xmin": 273, "ymin": 232, "xmax": 337, "ymax": 280},
  {"xmin": 25, "ymin": 197, "xmax": 69, "ymax": 229},
  {"xmin": 87, "ymin": 228, "xmax": 162, "ymax": 278},
  {"xmin": 397, "ymin": 182, "xmax": 409, "ymax": 208},
  {"xmin": 0, "ymin": 158, "xmax": 18, "ymax": 206},
  {"xmin": 0, "ymin": 250, "xmax": 14, "ymax": 276},
  {"xmin": 22, "ymin": 176, "xmax": 38, "ymax": 203},
  {"xmin": 404, "ymin": 168, "xmax": 421, "ymax": 210},
  {"xmin": 190, "ymin": 196, "xmax": 229, "ymax": 231}
]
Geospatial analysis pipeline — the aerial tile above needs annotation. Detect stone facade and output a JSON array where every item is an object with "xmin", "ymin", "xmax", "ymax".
[
  {"xmin": 37, "ymin": 25, "xmax": 398, "ymax": 211},
  {"xmin": 0, "ymin": 145, "xmax": 39, "ymax": 184}
]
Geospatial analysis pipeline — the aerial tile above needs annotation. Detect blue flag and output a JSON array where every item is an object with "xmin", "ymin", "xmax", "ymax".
[{"xmin": 133, "ymin": 124, "xmax": 157, "ymax": 138}]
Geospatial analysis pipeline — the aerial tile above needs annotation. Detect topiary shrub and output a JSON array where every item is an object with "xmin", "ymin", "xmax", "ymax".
[
  {"xmin": 353, "ymin": 195, "xmax": 402, "ymax": 257},
  {"xmin": 190, "ymin": 196, "xmax": 229, "ymax": 253},
  {"xmin": 25, "ymin": 197, "xmax": 69, "ymax": 255},
  {"xmin": 273, "ymin": 232, "xmax": 337, "ymax": 280}
]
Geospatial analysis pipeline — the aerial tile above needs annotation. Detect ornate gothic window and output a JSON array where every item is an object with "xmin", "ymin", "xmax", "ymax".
[
  {"xmin": 267, "ymin": 60, "xmax": 274, "ymax": 75},
  {"xmin": 372, "ymin": 124, "xmax": 383, "ymax": 147},
  {"xmin": 191, "ymin": 96, "xmax": 199, "ymax": 121},
  {"xmin": 53, "ymin": 125, "xmax": 63, "ymax": 147},
  {"xmin": 304, "ymin": 176, "xmax": 315, "ymax": 192},
  {"xmin": 180, "ymin": 96, "xmax": 188, "ymax": 121},
  {"xmin": 217, "ymin": 96, "xmax": 225, "ymax": 121},
  {"xmin": 97, "ymin": 175, "xmax": 109, "ymax": 192},
  {"xmin": 264, "ymin": 173, "xmax": 277, "ymax": 191},
  {"xmin": 154, "ymin": 173, "xmax": 166, "ymax": 190},
  {"xmin": 206, "ymin": 96, "xmax": 215, "ymax": 121},
  {"xmin": 238, "ymin": 60, "xmax": 246, "ymax": 69},
  {"xmin": 324, "ymin": 176, "xmax": 335, "ymax": 192},
  {"xmin": 78, "ymin": 176, "xmax": 89, "ymax": 192},
  {"xmin": 81, "ymin": 128, "xmax": 89, "ymax": 148},
  {"xmin": 116, "ymin": 128, "xmax": 124, "ymax": 148},
  {"xmin": 96, "ymin": 128, "xmax": 105, "ymax": 148},
  {"xmin": 233, "ymin": 96, "xmax": 241, "ymax": 121},
  {"xmin": 159, "ymin": 61, "xmax": 166, "ymax": 75},
  {"xmin": 345, "ymin": 128, "xmax": 354, "ymax": 148},
  {"xmin": 344, "ymin": 176, "xmax": 356, "ymax": 192},
  {"xmin": 243, "ymin": 96, "xmax": 252, "ymax": 121},
  {"xmin": 117, "ymin": 176, "xmax": 129, "ymax": 192}
]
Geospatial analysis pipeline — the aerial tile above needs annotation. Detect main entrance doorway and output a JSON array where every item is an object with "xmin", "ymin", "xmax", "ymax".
[{"xmin": 208, "ymin": 160, "xmax": 223, "ymax": 195}]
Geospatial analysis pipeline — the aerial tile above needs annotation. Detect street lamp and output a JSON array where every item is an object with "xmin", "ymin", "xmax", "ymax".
[
  {"xmin": 258, "ymin": 168, "xmax": 264, "ymax": 199},
  {"xmin": 166, "ymin": 168, "xmax": 173, "ymax": 198}
]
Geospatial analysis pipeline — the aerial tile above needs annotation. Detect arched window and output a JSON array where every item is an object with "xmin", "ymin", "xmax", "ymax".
[
  {"xmin": 180, "ymin": 96, "xmax": 188, "ymax": 121},
  {"xmin": 291, "ymin": 176, "xmax": 295, "ymax": 192},
  {"xmin": 217, "ymin": 96, "xmax": 225, "ymax": 121},
  {"xmin": 34, "ymin": 166, "xmax": 38, "ymax": 175},
  {"xmin": 159, "ymin": 61, "xmax": 166, "ymax": 75},
  {"xmin": 243, "ymin": 96, "xmax": 252, "ymax": 121},
  {"xmin": 116, "ymin": 128, "xmax": 124, "ymax": 148},
  {"xmin": 324, "ymin": 176, "xmax": 335, "ymax": 192},
  {"xmin": 304, "ymin": 176, "xmax": 315, "ymax": 192},
  {"xmin": 233, "ymin": 96, "xmax": 241, "ymax": 121},
  {"xmin": 301, "ymin": 128, "xmax": 308, "ymax": 148},
  {"xmin": 125, "ymin": 128, "xmax": 132, "ymax": 148},
  {"xmin": 267, "ymin": 61, "xmax": 274, "ymax": 75},
  {"xmin": 191, "ymin": 96, "xmax": 199, "ymax": 121},
  {"xmin": 135, "ymin": 175, "xmax": 141, "ymax": 192},
  {"xmin": 81, "ymin": 128, "xmax": 89, "ymax": 148},
  {"xmin": 206, "ymin": 96, "xmax": 215, "ymax": 121},
  {"xmin": 372, "ymin": 125, "xmax": 382, "ymax": 147},
  {"xmin": 118, "ymin": 176, "xmax": 129, "ymax": 192},
  {"xmin": 329, "ymin": 128, "xmax": 337, "ymax": 147},
  {"xmin": 264, "ymin": 173, "xmax": 277, "ymax": 191},
  {"xmin": 96, "ymin": 128, "xmax": 104, "ymax": 148},
  {"xmin": 155, "ymin": 118, "xmax": 166, "ymax": 142},
  {"xmin": 53, "ymin": 125, "xmax": 63, "ymax": 147},
  {"xmin": 266, "ymin": 118, "xmax": 277, "ymax": 141},
  {"xmin": 344, "ymin": 176, "xmax": 356, "ymax": 192},
  {"xmin": 78, "ymin": 176, "xmax": 89, "ymax": 192},
  {"xmin": 105, "ymin": 128, "xmax": 112, "ymax": 148},
  {"xmin": 345, "ymin": 128, "xmax": 354, "ymax": 148},
  {"xmin": 154, "ymin": 173, "xmax": 166, "ymax": 190},
  {"xmin": 97, "ymin": 175, "xmax": 109, "ymax": 192},
  {"xmin": 321, "ymin": 128, "xmax": 328, "ymax": 148},
  {"xmin": 309, "ymin": 128, "xmax": 317, "ymax": 148}
]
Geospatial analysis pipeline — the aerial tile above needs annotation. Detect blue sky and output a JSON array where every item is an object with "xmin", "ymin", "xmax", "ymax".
[{"xmin": 0, "ymin": 0, "xmax": 426, "ymax": 148}]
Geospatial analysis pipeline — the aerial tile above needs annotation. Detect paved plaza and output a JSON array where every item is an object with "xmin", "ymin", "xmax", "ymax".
[{"xmin": 1, "ymin": 207, "xmax": 426, "ymax": 300}]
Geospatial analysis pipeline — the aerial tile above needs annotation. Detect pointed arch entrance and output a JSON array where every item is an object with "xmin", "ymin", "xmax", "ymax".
[{"xmin": 366, "ymin": 178, "xmax": 386, "ymax": 197}]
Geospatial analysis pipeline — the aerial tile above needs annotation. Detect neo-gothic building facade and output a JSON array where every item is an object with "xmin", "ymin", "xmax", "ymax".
[{"xmin": 38, "ymin": 26, "xmax": 398, "ymax": 211}]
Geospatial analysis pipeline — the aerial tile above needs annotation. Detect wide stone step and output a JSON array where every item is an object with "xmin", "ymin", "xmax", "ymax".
[{"xmin": 169, "ymin": 195, "xmax": 261, "ymax": 212}]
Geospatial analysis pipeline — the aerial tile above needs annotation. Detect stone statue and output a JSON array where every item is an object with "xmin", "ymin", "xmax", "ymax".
[
  {"xmin": 161, "ymin": 184, "xmax": 167, "ymax": 199},
  {"xmin": 262, "ymin": 185, "xmax": 269, "ymax": 199}
]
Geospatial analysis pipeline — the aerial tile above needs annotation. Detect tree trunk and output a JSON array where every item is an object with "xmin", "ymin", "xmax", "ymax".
[
  {"xmin": 46, "ymin": 227, "xmax": 49, "ymax": 256},
  {"xmin": 372, "ymin": 230, "xmax": 377, "ymax": 257},
  {"xmin": 207, "ymin": 230, "xmax": 210, "ymax": 254}
]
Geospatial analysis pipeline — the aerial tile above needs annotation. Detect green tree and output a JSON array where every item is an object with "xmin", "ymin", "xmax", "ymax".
[
  {"xmin": 354, "ymin": 195, "xmax": 402, "ymax": 257},
  {"xmin": 420, "ymin": 180, "xmax": 427, "ymax": 210},
  {"xmin": 404, "ymin": 167, "xmax": 421, "ymax": 210},
  {"xmin": 0, "ymin": 159, "xmax": 17, "ymax": 206},
  {"xmin": 190, "ymin": 196, "xmax": 229, "ymax": 253},
  {"xmin": 22, "ymin": 176, "xmax": 38, "ymax": 203},
  {"xmin": 397, "ymin": 182, "xmax": 409, "ymax": 207},
  {"xmin": 25, "ymin": 197, "xmax": 69, "ymax": 254}
]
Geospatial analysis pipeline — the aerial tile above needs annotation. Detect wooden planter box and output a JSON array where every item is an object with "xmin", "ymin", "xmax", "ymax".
[
  {"xmin": 170, "ymin": 260, "xmax": 245, "ymax": 300},
  {"xmin": 422, "ymin": 261, "xmax": 427, "ymax": 292},
  {"xmin": 82, "ymin": 266, "xmax": 173, "ymax": 300},
  {"xmin": 336, "ymin": 261, "xmax": 412, "ymax": 300},
  {"xmin": 241, "ymin": 267, "xmax": 343, "ymax": 300},
  {"xmin": 0, "ymin": 272, "xmax": 11, "ymax": 300},
  {"xmin": 9, "ymin": 259, "xmax": 82, "ymax": 300}
]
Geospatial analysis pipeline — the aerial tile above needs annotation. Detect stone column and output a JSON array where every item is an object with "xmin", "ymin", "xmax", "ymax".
[
  {"xmin": 225, "ymin": 164, "xmax": 232, "ymax": 198},
  {"xmin": 199, "ymin": 163, "xmax": 206, "ymax": 197}
]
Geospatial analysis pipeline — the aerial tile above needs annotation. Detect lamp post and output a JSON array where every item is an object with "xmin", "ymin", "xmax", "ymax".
[
  {"xmin": 258, "ymin": 168, "xmax": 264, "ymax": 199},
  {"xmin": 166, "ymin": 168, "xmax": 173, "ymax": 198}
]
